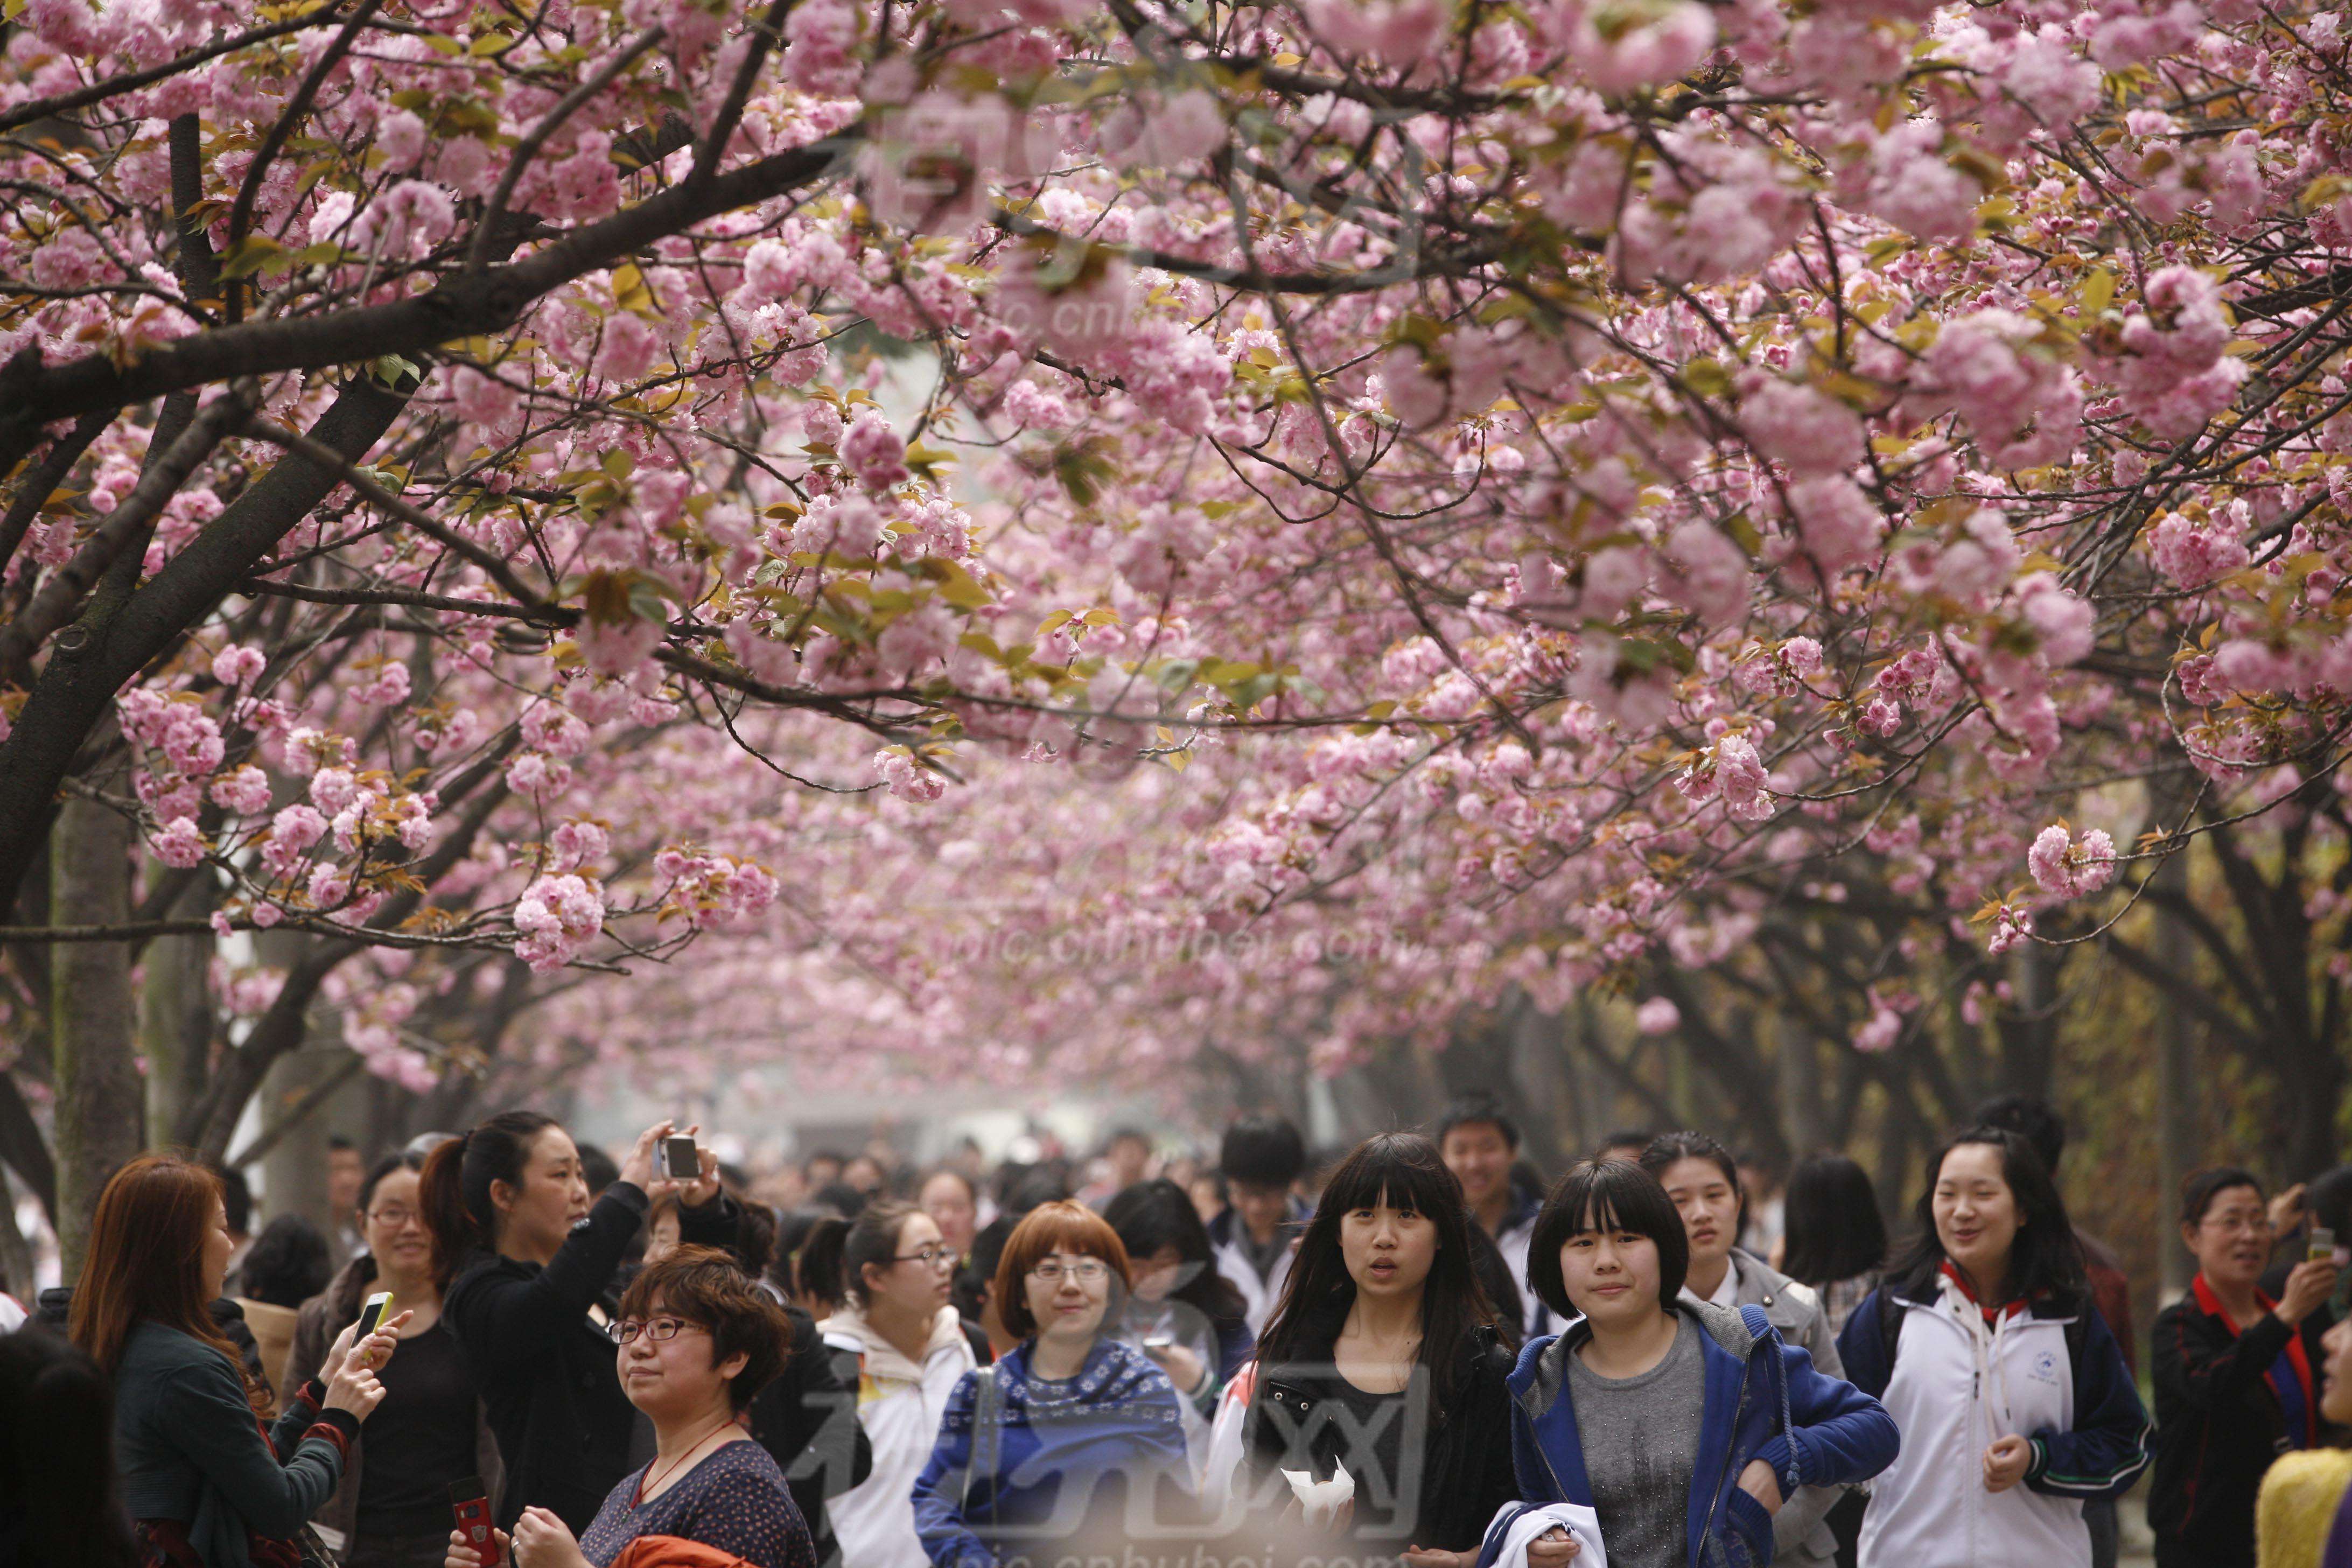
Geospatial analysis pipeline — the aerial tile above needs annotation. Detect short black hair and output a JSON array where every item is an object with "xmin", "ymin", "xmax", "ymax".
[
  {"xmin": 1220, "ymin": 1116, "xmax": 1307, "ymax": 1188},
  {"xmin": 238, "ymin": 1214, "xmax": 331, "ymax": 1309},
  {"xmin": 1435, "ymin": 1095, "xmax": 1521, "ymax": 1152},
  {"xmin": 213, "ymin": 1164, "xmax": 252, "ymax": 1236},
  {"xmin": 1972, "ymin": 1094, "xmax": 2066, "ymax": 1175},
  {"xmin": 576, "ymin": 1142, "xmax": 619, "ymax": 1196},
  {"xmin": 1528, "ymin": 1159, "xmax": 1689, "ymax": 1318},
  {"xmin": 327, "ymin": 1135, "xmax": 356, "ymax": 1153},
  {"xmin": 1105, "ymin": 1127, "xmax": 1153, "ymax": 1152},
  {"xmin": 1599, "ymin": 1129, "xmax": 1655, "ymax": 1156},
  {"xmin": 2179, "ymin": 1167, "xmax": 2263, "ymax": 1229},
  {"xmin": 2306, "ymin": 1167, "xmax": 2352, "ymax": 1237}
]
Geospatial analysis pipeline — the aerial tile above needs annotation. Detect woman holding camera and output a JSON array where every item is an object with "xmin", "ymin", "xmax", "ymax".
[{"xmin": 423, "ymin": 1112, "xmax": 739, "ymax": 1534}]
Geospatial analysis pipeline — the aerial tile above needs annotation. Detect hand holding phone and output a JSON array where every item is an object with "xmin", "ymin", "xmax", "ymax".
[{"xmin": 451, "ymin": 1479, "xmax": 505, "ymax": 1567}]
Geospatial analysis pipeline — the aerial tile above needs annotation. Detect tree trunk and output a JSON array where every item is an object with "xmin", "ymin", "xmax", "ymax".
[
  {"xmin": 50, "ymin": 792, "xmax": 143, "ymax": 1275},
  {"xmin": 2152, "ymin": 849, "xmax": 2198, "ymax": 1303},
  {"xmin": 2000, "ymin": 945, "xmax": 2057, "ymax": 1102},
  {"xmin": 139, "ymin": 877, "xmax": 214, "ymax": 1144}
]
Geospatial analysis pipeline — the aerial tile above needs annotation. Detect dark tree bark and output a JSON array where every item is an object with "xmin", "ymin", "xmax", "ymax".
[{"xmin": 48, "ymin": 792, "xmax": 142, "ymax": 1272}]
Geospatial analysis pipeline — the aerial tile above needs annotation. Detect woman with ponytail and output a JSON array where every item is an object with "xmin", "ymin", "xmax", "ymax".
[
  {"xmin": 72, "ymin": 1155, "xmax": 401, "ymax": 1568},
  {"xmin": 423, "ymin": 1112, "xmax": 741, "ymax": 1535},
  {"xmin": 813, "ymin": 1201, "xmax": 980, "ymax": 1568}
]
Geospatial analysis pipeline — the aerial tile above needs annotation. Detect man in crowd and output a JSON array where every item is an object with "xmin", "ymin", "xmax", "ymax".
[
  {"xmin": 1207, "ymin": 1114, "xmax": 1311, "ymax": 1335},
  {"xmin": 325, "ymin": 1135, "xmax": 366, "ymax": 1266},
  {"xmin": 1436, "ymin": 1095, "xmax": 1556, "ymax": 1337}
]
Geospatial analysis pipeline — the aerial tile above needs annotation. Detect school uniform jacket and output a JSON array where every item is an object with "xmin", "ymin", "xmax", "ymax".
[
  {"xmin": 1207, "ymin": 1199, "xmax": 1311, "ymax": 1338},
  {"xmin": 1837, "ymin": 1273, "xmax": 2152, "ymax": 1568},
  {"xmin": 2147, "ymin": 1278, "xmax": 2333, "ymax": 1567},
  {"xmin": 1487, "ymin": 1300, "xmax": 1899, "ymax": 1568}
]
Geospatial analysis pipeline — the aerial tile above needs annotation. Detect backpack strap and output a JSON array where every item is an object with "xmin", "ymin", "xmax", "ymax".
[{"xmin": 960, "ymin": 1366, "xmax": 1002, "ymax": 1520}]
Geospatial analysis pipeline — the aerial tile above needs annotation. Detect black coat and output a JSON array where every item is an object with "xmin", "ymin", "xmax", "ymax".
[
  {"xmin": 2148, "ymin": 1284, "xmax": 2335, "ymax": 1568},
  {"xmin": 34, "ymin": 1287, "xmax": 266, "ymax": 1388},
  {"xmin": 748, "ymin": 1305, "xmax": 873, "ymax": 1568},
  {"xmin": 443, "ymin": 1181, "xmax": 737, "ymax": 1532},
  {"xmin": 1243, "ymin": 1322, "xmax": 1517, "ymax": 1553}
]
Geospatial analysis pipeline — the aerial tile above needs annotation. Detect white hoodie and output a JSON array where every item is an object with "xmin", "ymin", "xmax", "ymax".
[{"xmin": 819, "ymin": 1303, "xmax": 978, "ymax": 1568}]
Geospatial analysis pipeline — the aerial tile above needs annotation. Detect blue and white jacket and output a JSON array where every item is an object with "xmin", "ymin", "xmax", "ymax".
[
  {"xmin": 1836, "ymin": 1273, "xmax": 2152, "ymax": 1568},
  {"xmin": 1480, "ymin": 1300, "xmax": 1899, "ymax": 1568}
]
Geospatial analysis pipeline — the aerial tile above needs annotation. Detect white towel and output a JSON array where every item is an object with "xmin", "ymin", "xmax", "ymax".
[{"xmin": 1480, "ymin": 1500, "xmax": 1608, "ymax": 1568}]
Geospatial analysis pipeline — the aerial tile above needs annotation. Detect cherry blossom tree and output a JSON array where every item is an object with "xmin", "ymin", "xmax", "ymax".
[{"xmin": 5, "ymin": 0, "xmax": 2352, "ymax": 1242}]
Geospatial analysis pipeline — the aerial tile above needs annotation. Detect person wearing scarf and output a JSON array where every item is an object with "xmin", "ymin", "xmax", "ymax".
[
  {"xmin": 2154, "ymin": 1168, "xmax": 2340, "ymax": 1568},
  {"xmin": 909, "ymin": 1203, "xmax": 1188, "ymax": 1568}
]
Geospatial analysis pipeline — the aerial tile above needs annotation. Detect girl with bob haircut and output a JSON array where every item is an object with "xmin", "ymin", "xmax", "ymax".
[
  {"xmin": 422, "ymin": 1112, "xmax": 742, "ymax": 1534},
  {"xmin": 1836, "ymin": 1128, "xmax": 2150, "ymax": 1568},
  {"xmin": 1492, "ymin": 1159, "xmax": 1896, "ymax": 1568},
  {"xmin": 445, "ymin": 1245, "xmax": 814, "ymax": 1568},
  {"xmin": 2147, "ymin": 1167, "xmax": 2336, "ymax": 1568},
  {"xmin": 909, "ymin": 1201, "xmax": 1189, "ymax": 1568},
  {"xmin": 1241, "ymin": 1133, "xmax": 1520, "ymax": 1566},
  {"xmin": 1640, "ymin": 1132, "xmax": 1855, "ymax": 1567},
  {"xmin": 71, "ymin": 1155, "xmax": 403, "ymax": 1568},
  {"xmin": 816, "ymin": 1199, "xmax": 982, "ymax": 1568}
]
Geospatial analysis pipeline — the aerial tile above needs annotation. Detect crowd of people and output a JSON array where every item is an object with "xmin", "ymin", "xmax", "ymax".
[{"xmin": 4, "ymin": 1091, "xmax": 2352, "ymax": 1568}]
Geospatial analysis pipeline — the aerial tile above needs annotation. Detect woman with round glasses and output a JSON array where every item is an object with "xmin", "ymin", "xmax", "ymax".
[
  {"xmin": 815, "ymin": 1199, "xmax": 983, "ymax": 1568},
  {"xmin": 909, "ymin": 1201, "xmax": 1190, "ymax": 1568},
  {"xmin": 446, "ymin": 1246, "xmax": 814, "ymax": 1568},
  {"xmin": 288, "ymin": 1150, "xmax": 501, "ymax": 1568}
]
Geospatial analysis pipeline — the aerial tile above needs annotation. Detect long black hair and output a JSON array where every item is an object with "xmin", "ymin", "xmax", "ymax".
[
  {"xmin": 1888, "ymin": 1126, "xmax": 2087, "ymax": 1306},
  {"xmin": 1102, "ymin": 1177, "xmax": 1248, "ymax": 1332},
  {"xmin": 1255, "ymin": 1133, "xmax": 1501, "ymax": 1403},
  {"xmin": 1780, "ymin": 1154, "xmax": 1888, "ymax": 1287}
]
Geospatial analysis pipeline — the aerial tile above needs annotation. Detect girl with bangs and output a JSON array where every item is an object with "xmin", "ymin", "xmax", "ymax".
[
  {"xmin": 909, "ymin": 1201, "xmax": 1190, "ymax": 1568},
  {"xmin": 1492, "ymin": 1159, "xmax": 1897, "ymax": 1568},
  {"xmin": 1240, "ymin": 1133, "xmax": 1522, "ymax": 1567}
]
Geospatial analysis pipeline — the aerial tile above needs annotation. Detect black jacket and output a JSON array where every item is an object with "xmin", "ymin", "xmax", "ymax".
[
  {"xmin": 34, "ymin": 1287, "xmax": 266, "ymax": 1387},
  {"xmin": 442, "ymin": 1181, "xmax": 737, "ymax": 1532},
  {"xmin": 1243, "ymin": 1322, "xmax": 1517, "ymax": 1553},
  {"xmin": 2148, "ymin": 1282, "xmax": 2335, "ymax": 1567},
  {"xmin": 749, "ymin": 1304, "xmax": 873, "ymax": 1568}
]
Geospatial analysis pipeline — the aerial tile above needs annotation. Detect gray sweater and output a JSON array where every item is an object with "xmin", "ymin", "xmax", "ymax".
[{"xmin": 113, "ymin": 1319, "xmax": 355, "ymax": 1568}]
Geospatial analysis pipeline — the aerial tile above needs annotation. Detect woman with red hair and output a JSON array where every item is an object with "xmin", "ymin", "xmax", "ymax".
[
  {"xmin": 71, "ymin": 1154, "xmax": 400, "ymax": 1568},
  {"xmin": 907, "ymin": 1201, "xmax": 1190, "ymax": 1568}
]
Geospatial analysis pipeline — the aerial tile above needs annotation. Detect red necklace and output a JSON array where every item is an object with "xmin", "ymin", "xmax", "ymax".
[{"xmin": 634, "ymin": 1417, "xmax": 740, "ymax": 1506}]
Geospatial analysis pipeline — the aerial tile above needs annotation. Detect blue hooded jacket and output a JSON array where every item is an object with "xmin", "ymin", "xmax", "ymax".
[{"xmin": 1479, "ymin": 1300, "xmax": 1899, "ymax": 1568}]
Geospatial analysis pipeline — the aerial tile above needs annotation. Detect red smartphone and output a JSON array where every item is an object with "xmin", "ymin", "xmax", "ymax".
[{"xmin": 451, "ymin": 1479, "xmax": 502, "ymax": 1566}]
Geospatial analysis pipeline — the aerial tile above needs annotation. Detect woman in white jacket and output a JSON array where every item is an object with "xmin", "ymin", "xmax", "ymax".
[
  {"xmin": 1836, "ymin": 1126, "xmax": 2151, "ymax": 1568},
  {"xmin": 813, "ymin": 1200, "xmax": 981, "ymax": 1568}
]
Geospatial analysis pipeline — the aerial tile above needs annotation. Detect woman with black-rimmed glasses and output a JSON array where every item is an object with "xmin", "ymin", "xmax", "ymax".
[{"xmin": 815, "ymin": 1200, "xmax": 982, "ymax": 1568}]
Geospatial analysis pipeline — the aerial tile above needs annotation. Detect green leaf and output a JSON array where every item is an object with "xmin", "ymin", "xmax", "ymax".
[{"xmin": 218, "ymin": 235, "xmax": 286, "ymax": 279}]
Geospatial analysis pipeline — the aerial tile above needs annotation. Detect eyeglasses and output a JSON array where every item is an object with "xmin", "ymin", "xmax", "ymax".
[
  {"xmin": 2201, "ymin": 1213, "xmax": 2274, "ymax": 1236},
  {"xmin": 1029, "ymin": 1259, "xmax": 1111, "ymax": 1285},
  {"xmin": 608, "ymin": 1316, "xmax": 710, "ymax": 1344},
  {"xmin": 894, "ymin": 1245, "xmax": 958, "ymax": 1270},
  {"xmin": 366, "ymin": 1206, "xmax": 420, "ymax": 1229}
]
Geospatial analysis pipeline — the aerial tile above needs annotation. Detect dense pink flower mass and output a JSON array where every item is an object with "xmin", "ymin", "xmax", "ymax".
[{"xmin": 1, "ymin": 0, "xmax": 2348, "ymax": 1098}]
